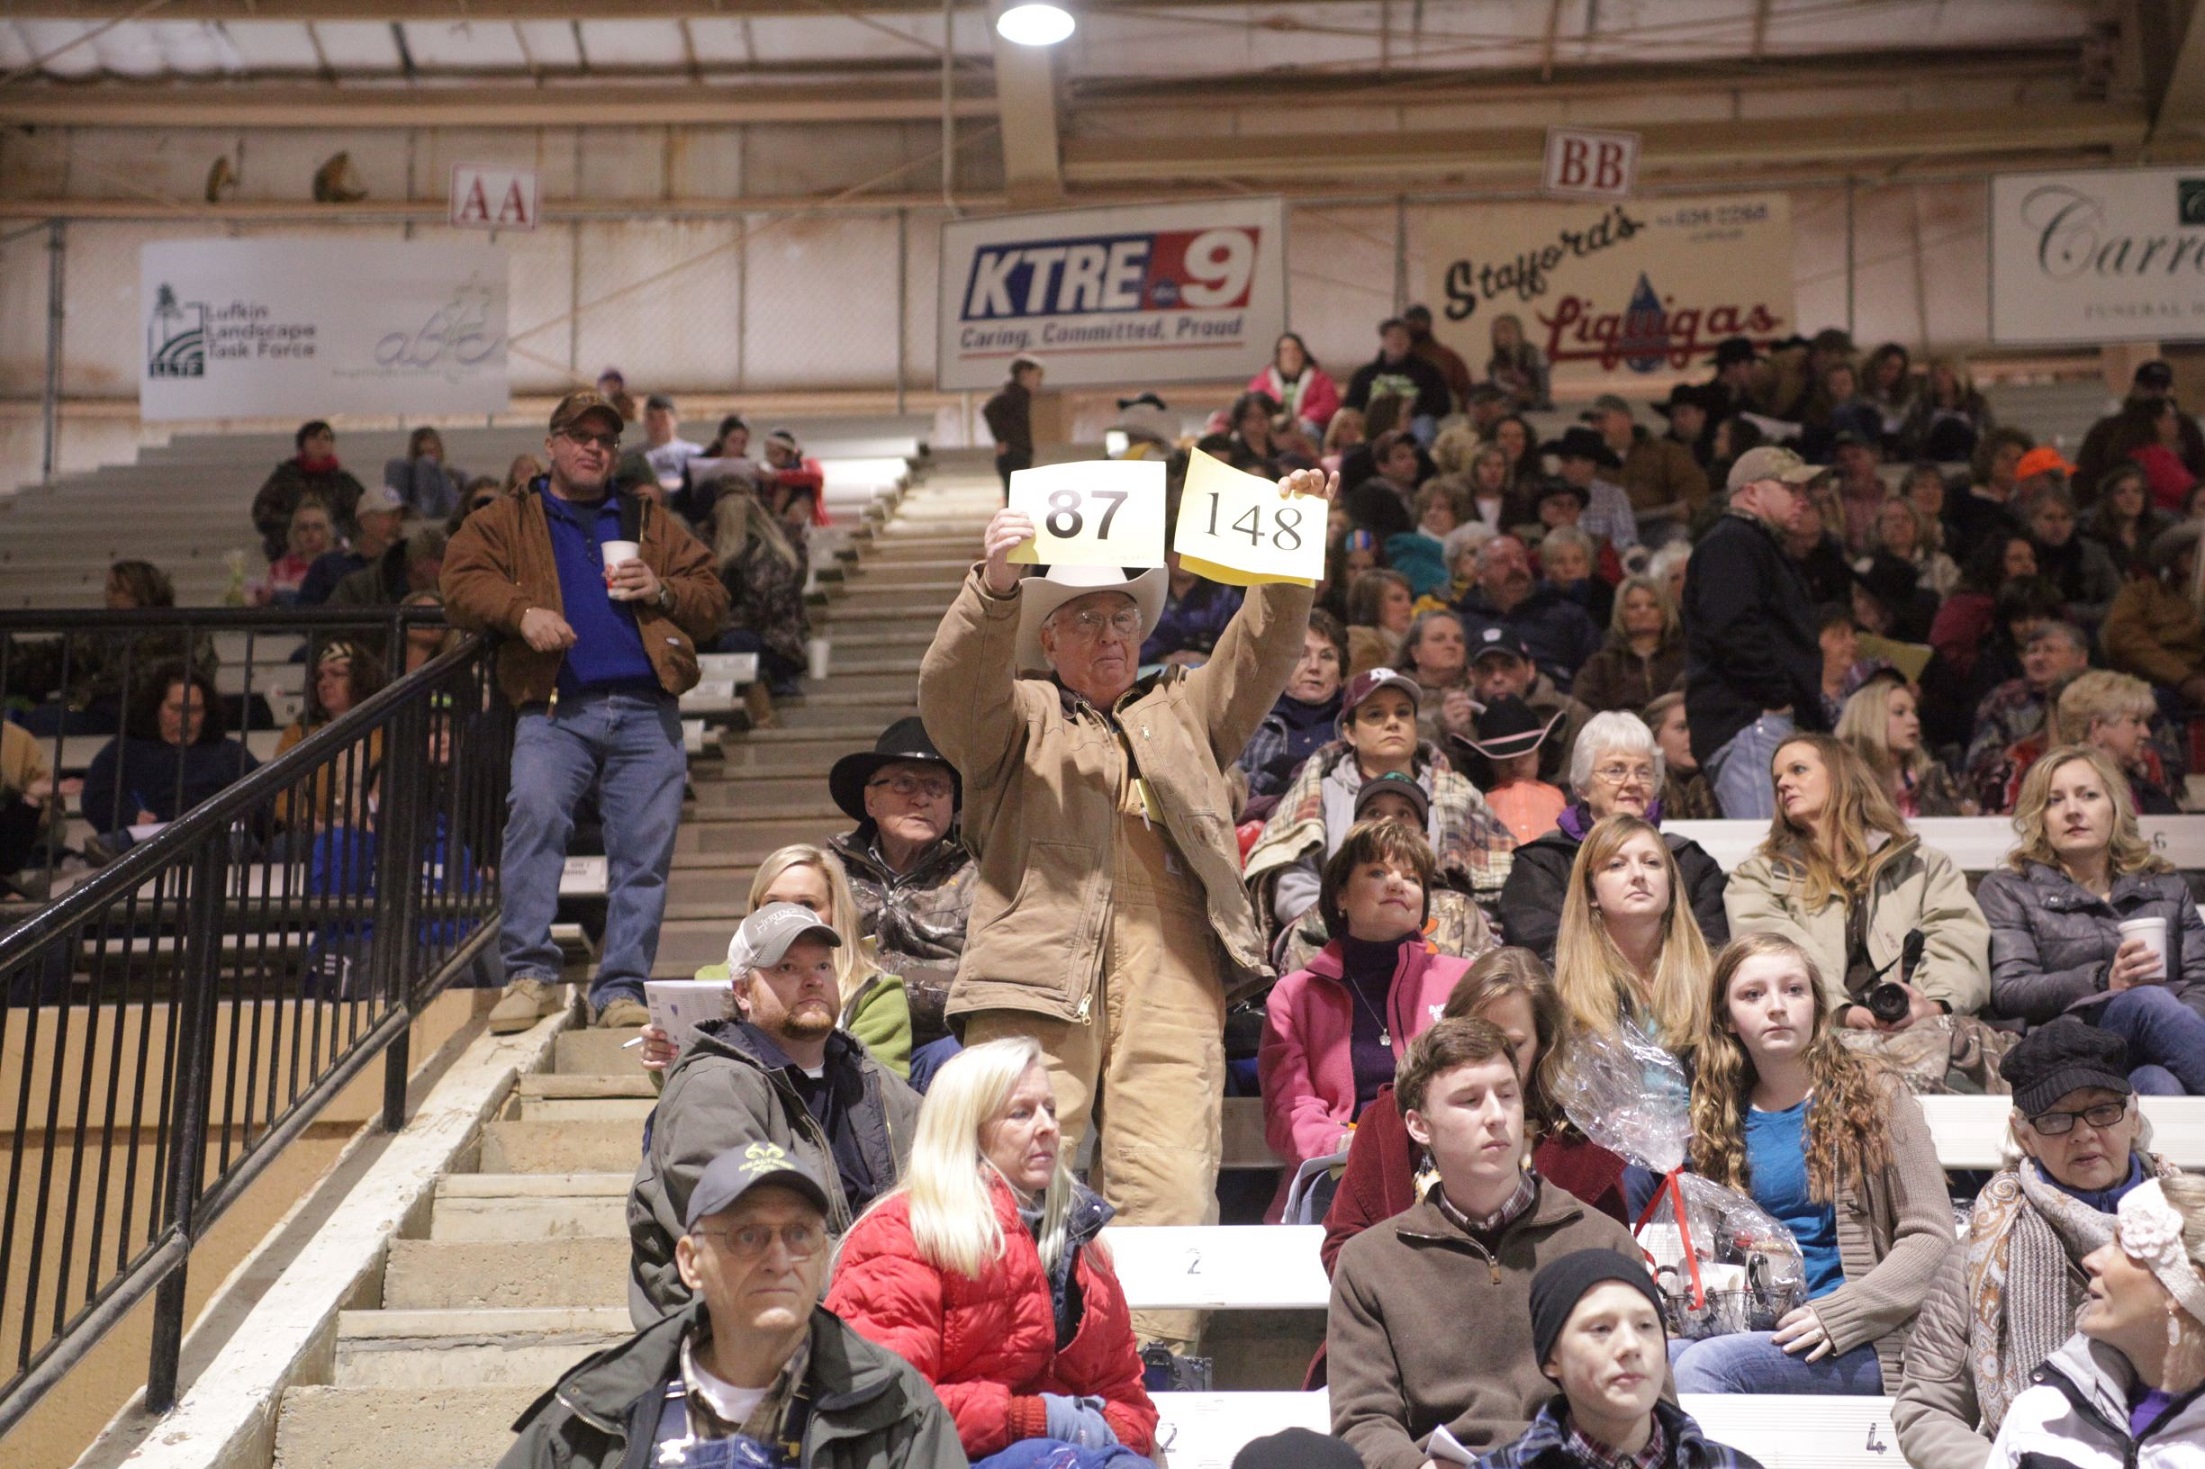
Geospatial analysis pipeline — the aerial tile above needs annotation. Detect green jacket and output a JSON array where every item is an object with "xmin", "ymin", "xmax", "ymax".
[
  {"xmin": 629, "ymin": 1020, "xmax": 919, "ymax": 1326},
  {"xmin": 498, "ymin": 1299, "xmax": 969, "ymax": 1469}
]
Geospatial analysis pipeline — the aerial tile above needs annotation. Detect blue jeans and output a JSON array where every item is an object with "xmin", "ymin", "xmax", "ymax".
[
  {"xmin": 501, "ymin": 688, "xmax": 686, "ymax": 1008},
  {"xmin": 2095, "ymin": 985, "xmax": 2205, "ymax": 1094},
  {"xmin": 1670, "ymin": 1331, "xmax": 1884, "ymax": 1395},
  {"xmin": 1706, "ymin": 712, "xmax": 1796, "ymax": 821}
]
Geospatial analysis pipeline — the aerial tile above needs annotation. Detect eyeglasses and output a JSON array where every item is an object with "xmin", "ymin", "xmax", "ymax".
[
  {"xmin": 1592, "ymin": 762, "xmax": 1656, "ymax": 788},
  {"xmin": 560, "ymin": 428, "xmax": 621, "ymax": 451},
  {"xmin": 1054, "ymin": 608, "xmax": 1143, "ymax": 640},
  {"xmin": 868, "ymin": 774, "xmax": 954, "ymax": 801},
  {"xmin": 690, "ymin": 1220, "xmax": 826, "ymax": 1261},
  {"xmin": 2028, "ymin": 1101, "xmax": 2129, "ymax": 1136}
]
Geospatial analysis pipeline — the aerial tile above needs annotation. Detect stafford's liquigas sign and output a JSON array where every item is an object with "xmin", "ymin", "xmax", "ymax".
[
  {"xmin": 1992, "ymin": 167, "xmax": 2205, "ymax": 345},
  {"xmin": 140, "ymin": 239, "xmax": 508, "ymax": 420},
  {"xmin": 1423, "ymin": 194, "xmax": 1794, "ymax": 381},
  {"xmin": 937, "ymin": 198, "xmax": 1288, "ymax": 391}
]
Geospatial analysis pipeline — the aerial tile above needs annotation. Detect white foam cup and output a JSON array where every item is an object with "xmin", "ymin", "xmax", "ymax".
[
  {"xmin": 600, "ymin": 540, "xmax": 641, "ymax": 596},
  {"xmin": 2118, "ymin": 915, "xmax": 2170, "ymax": 979}
]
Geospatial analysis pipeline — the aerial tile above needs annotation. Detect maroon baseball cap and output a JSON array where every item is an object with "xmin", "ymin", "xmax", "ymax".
[{"xmin": 1340, "ymin": 667, "xmax": 1422, "ymax": 719}]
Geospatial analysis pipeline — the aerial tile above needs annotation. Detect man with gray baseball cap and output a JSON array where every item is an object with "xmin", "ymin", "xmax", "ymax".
[
  {"xmin": 628, "ymin": 903, "xmax": 919, "ymax": 1325},
  {"xmin": 505, "ymin": 1147, "xmax": 964, "ymax": 1469},
  {"xmin": 1682, "ymin": 445, "xmax": 1828, "ymax": 819}
]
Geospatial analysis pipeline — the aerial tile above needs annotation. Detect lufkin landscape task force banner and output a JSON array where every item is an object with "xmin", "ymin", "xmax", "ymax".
[
  {"xmin": 140, "ymin": 239, "xmax": 508, "ymax": 421},
  {"xmin": 1422, "ymin": 194, "xmax": 1794, "ymax": 384},
  {"xmin": 937, "ymin": 198, "xmax": 1289, "ymax": 392},
  {"xmin": 1991, "ymin": 166, "xmax": 2205, "ymax": 345}
]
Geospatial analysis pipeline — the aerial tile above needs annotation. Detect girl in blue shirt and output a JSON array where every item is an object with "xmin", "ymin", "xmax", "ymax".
[{"xmin": 1675, "ymin": 932, "xmax": 1954, "ymax": 1396}]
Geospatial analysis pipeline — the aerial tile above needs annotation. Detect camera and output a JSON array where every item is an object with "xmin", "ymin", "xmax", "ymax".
[{"xmin": 1865, "ymin": 980, "xmax": 1912, "ymax": 1026}]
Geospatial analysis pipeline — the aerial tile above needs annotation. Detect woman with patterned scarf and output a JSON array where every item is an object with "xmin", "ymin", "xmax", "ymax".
[{"xmin": 1895, "ymin": 1021, "xmax": 2181, "ymax": 1469}]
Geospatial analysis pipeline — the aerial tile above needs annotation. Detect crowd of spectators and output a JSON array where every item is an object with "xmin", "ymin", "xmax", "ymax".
[{"xmin": 16, "ymin": 328, "xmax": 2205, "ymax": 1466}]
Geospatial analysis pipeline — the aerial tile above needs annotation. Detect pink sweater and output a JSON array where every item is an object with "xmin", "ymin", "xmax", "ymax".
[{"xmin": 1258, "ymin": 939, "xmax": 1470, "ymax": 1220}]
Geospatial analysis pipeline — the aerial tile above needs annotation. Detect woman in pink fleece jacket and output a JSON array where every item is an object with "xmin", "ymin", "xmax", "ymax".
[{"xmin": 1259, "ymin": 817, "xmax": 1476, "ymax": 1221}]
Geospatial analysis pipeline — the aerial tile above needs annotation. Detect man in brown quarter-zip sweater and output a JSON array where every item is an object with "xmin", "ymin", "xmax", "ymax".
[
  {"xmin": 917, "ymin": 463, "xmax": 1336, "ymax": 1351},
  {"xmin": 1329, "ymin": 1017, "xmax": 1659, "ymax": 1469}
]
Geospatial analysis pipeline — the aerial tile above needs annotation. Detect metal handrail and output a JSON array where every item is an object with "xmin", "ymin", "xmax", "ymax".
[{"xmin": 0, "ymin": 619, "xmax": 512, "ymax": 1437}]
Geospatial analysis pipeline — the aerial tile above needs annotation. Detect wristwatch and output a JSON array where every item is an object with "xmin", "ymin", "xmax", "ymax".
[{"xmin": 655, "ymin": 583, "xmax": 675, "ymax": 612}]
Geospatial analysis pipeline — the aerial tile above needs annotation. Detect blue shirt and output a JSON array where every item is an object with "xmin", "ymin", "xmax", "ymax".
[
  {"xmin": 538, "ymin": 487, "xmax": 656, "ymax": 697},
  {"xmin": 1746, "ymin": 1099, "xmax": 1844, "ymax": 1298}
]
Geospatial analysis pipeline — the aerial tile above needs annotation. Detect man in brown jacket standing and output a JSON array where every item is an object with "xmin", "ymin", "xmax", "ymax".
[
  {"xmin": 917, "ymin": 463, "xmax": 1334, "ymax": 1350},
  {"xmin": 443, "ymin": 390, "xmax": 728, "ymax": 1033}
]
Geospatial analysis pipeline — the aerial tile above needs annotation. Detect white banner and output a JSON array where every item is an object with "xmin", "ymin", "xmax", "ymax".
[
  {"xmin": 936, "ymin": 197, "xmax": 1288, "ymax": 392},
  {"xmin": 1991, "ymin": 166, "xmax": 2205, "ymax": 345},
  {"xmin": 1422, "ymin": 194, "xmax": 1794, "ymax": 385},
  {"xmin": 140, "ymin": 239, "xmax": 508, "ymax": 421}
]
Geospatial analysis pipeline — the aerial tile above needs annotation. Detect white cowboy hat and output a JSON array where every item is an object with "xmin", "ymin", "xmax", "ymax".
[{"xmin": 1014, "ymin": 563, "xmax": 1169, "ymax": 676}]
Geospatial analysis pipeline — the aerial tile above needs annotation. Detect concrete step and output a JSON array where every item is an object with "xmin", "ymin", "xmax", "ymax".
[
  {"xmin": 555, "ymin": 1028, "xmax": 660, "ymax": 1076},
  {"xmin": 794, "ymin": 671, "xmax": 920, "ymax": 697},
  {"xmin": 519, "ymin": 1095, "xmax": 656, "ymax": 1121},
  {"xmin": 673, "ymin": 815, "xmax": 837, "ymax": 858},
  {"xmin": 477, "ymin": 1116, "xmax": 643, "ymax": 1173},
  {"xmin": 724, "ymin": 721, "xmax": 897, "ymax": 747},
  {"xmin": 665, "ymin": 866, "xmax": 760, "ymax": 915},
  {"xmin": 683, "ymin": 783, "xmax": 842, "ymax": 816},
  {"xmin": 433, "ymin": 1171, "xmax": 629, "ymax": 1241},
  {"xmin": 382, "ymin": 1237, "xmax": 628, "ymax": 1309},
  {"xmin": 769, "ymin": 703, "xmax": 917, "ymax": 734},
  {"xmin": 710, "ymin": 745, "xmax": 849, "ymax": 775},
  {"xmin": 800, "ymin": 625, "xmax": 938, "ymax": 649},
  {"xmin": 682, "ymin": 773, "xmax": 842, "ymax": 808},
  {"xmin": 654, "ymin": 918, "xmax": 760, "ymax": 974},
  {"xmin": 274, "ymin": 1384, "xmax": 539, "ymax": 1468},
  {"xmin": 332, "ymin": 1308, "xmax": 631, "ymax": 1389}
]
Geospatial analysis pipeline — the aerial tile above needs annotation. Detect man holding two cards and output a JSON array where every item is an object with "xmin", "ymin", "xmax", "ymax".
[{"xmin": 916, "ymin": 456, "xmax": 1335, "ymax": 1353}]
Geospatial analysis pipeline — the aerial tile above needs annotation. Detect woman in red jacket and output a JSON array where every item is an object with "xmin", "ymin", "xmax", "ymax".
[
  {"xmin": 1259, "ymin": 816, "xmax": 1470, "ymax": 1222},
  {"xmin": 826, "ymin": 1037, "xmax": 1159, "ymax": 1464}
]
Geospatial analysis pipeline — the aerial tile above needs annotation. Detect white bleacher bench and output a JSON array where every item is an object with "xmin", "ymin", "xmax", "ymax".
[
  {"xmin": 1667, "ymin": 815, "xmax": 2205, "ymax": 875},
  {"xmin": 678, "ymin": 680, "xmax": 739, "ymax": 716},
  {"xmin": 214, "ymin": 661, "xmax": 306, "ymax": 699},
  {"xmin": 1921, "ymin": 1093, "xmax": 2205, "ymax": 1171},
  {"xmin": 682, "ymin": 718, "xmax": 709, "ymax": 756},
  {"xmin": 695, "ymin": 652, "xmax": 758, "ymax": 685},
  {"xmin": 561, "ymin": 855, "xmax": 608, "ymax": 898},
  {"xmin": 1152, "ymin": 1391, "xmax": 1899, "ymax": 1469},
  {"xmin": 1101, "ymin": 1224, "xmax": 1329, "ymax": 1312}
]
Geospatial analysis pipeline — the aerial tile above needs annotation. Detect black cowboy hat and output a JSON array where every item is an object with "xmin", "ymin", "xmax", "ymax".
[
  {"xmin": 828, "ymin": 715, "xmax": 960, "ymax": 822},
  {"xmin": 1652, "ymin": 382, "xmax": 1724, "ymax": 418},
  {"xmin": 1538, "ymin": 425, "xmax": 1622, "ymax": 470}
]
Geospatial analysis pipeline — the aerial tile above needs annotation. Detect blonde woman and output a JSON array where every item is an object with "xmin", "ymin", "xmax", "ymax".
[
  {"xmin": 1678, "ymin": 932, "xmax": 1951, "ymax": 1394},
  {"xmin": 1977, "ymin": 745, "xmax": 2205, "ymax": 1094},
  {"xmin": 1724, "ymin": 733, "xmax": 1990, "ymax": 1028},
  {"xmin": 2058, "ymin": 669, "xmax": 2181, "ymax": 816},
  {"xmin": 827, "ymin": 1038, "xmax": 1159, "ymax": 1463},
  {"xmin": 1551, "ymin": 813, "xmax": 1714, "ymax": 1053},
  {"xmin": 1835, "ymin": 672, "xmax": 1967, "ymax": 818},
  {"xmin": 641, "ymin": 843, "xmax": 912, "ymax": 1076},
  {"xmin": 1987, "ymin": 1174, "xmax": 2205, "ymax": 1462}
]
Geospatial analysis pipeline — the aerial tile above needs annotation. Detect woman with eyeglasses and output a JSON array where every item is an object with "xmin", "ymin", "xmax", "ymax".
[
  {"xmin": 1984, "ymin": 1170, "xmax": 2205, "ymax": 1464},
  {"xmin": 827, "ymin": 1037, "xmax": 1159, "ymax": 1465},
  {"xmin": 1975, "ymin": 745, "xmax": 2205, "ymax": 1096},
  {"xmin": 1498, "ymin": 712, "xmax": 1728, "ymax": 966},
  {"xmin": 1896, "ymin": 1021, "xmax": 2185, "ymax": 1469}
]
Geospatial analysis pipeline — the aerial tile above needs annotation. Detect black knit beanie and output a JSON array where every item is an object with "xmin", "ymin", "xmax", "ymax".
[
  {"xmin": 1231, "ymin": 1427, "xmax": 1364, "ymax": 1469},
  {"xmin": 1530, "ymin": 1249, "xmax": 1666, "ymax": 1371}
]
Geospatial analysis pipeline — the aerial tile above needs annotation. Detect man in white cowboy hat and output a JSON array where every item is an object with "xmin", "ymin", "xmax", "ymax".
[{"xmin": 917, "ymin": 464, "xmax": 1337, "ymax": 1351}]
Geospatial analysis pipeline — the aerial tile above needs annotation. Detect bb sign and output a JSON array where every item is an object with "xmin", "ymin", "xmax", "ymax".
[{"xmin": 1544, "ymin": 127, "xmax": 1640, "ymax": 202}]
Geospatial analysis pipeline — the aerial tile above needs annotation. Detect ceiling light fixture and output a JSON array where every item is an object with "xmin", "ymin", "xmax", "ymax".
[{"xmin": 995, "ymin": 1, "xmax": 1075, "ymax": 46}]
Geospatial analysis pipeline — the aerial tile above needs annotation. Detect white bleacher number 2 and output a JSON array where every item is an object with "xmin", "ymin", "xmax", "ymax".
[{"xmin": 1185, "ymin": 1248, "xmax": 1202, "ymax": 1275}]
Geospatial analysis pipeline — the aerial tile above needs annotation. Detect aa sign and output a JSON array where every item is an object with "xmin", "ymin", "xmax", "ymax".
[
  {"xmin": 1007, "ymin": 461, "xmax": 1167, "ymax": 568},
  {"xmin": 450, "ymin": 165, "xmax": 539, "ymax": 231},
  {"xmin": 1172, "ymin": 451, "xmax": 1324, "ymax": 587}
]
